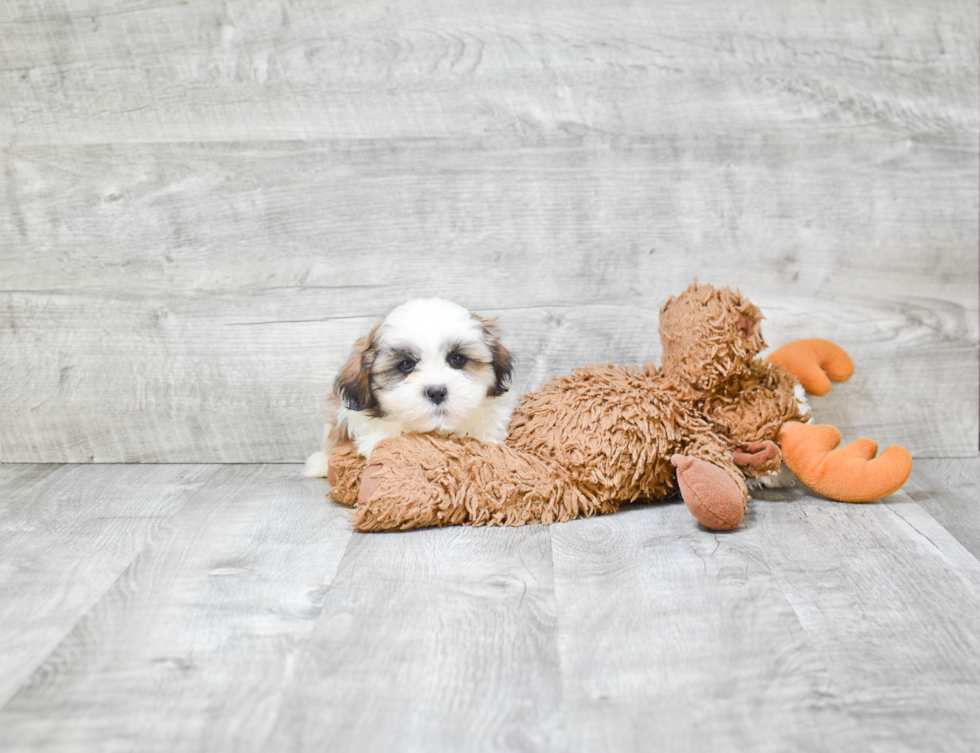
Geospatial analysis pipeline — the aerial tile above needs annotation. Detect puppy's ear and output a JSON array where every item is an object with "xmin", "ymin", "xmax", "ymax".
[
  {"xmin": 333, "ymin": 324, "xmax": 380, "ymax": 412},
  {"xmin": 475, "ymin": 315, "xmax": 514, "ymax": 397},
  {"xmin": 488, "ymin": 340, "xmax": 514, "ymax": 397}
]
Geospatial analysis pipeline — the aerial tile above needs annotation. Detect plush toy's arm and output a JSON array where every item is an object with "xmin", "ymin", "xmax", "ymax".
[
  {"xmin": 326, "ymin": 441, "xmax": 368, "ymax": 508},
  {"xmin": 733, "ymin": 440, "xmax": 781, "ymax": 477},
  {"xmin": 352, "ymin": 434, "xmax": 612, "ymax": 532}
]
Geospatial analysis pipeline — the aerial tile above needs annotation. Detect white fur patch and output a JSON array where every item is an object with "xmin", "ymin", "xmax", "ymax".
[
  {"xmin": 302, "ymin": 450, "xmax": 332, "ymax": 479},
  {"xmin": 339, "ymin": 389, "xmax": 516, "ymax": 458},
  {"xmin": 795, "ymin": 383, "xmax": 812, "ymax": 423}
]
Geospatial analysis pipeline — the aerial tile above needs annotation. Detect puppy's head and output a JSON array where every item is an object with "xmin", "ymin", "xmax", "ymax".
[{"xmin": 334, "ymin": 299, "xmax": 513, "ymax": 434}]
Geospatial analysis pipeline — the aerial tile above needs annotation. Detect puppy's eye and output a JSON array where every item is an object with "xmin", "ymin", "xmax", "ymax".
[
  {"xmin": 397, "ymin": 360, "xmax": 415, "ymax": 373},
  {"xmin": 448, "ymin": 353, "xmax": 467, "ymax": 369}
]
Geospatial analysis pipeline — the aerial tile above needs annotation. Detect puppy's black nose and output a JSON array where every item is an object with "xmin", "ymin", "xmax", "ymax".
[{"xmin": 425, "ymin": 386, "xmax": 448, "ymax": 405}]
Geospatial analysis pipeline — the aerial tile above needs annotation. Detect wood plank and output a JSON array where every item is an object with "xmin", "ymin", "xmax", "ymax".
[
  {"xmin": 2, "ymin": 136, "xmax": 977, "ymax": 303},
  {"xmin": 1, "ymin": 134, "xmax": 975, "ymax": 461},
  {"xmin": 0, "ymin": 465, "xmax": 355, "ymax": 752},
  {"xmin": 751, "ymin": 488, "xmax": 980, "ymax": 752},
  {"xmin": 0, "ymin": 463, "xmax": 61, "ymax": 500},
  {"xmin": 902, "ymin": 458, "xmax": 980, "ymax": 559},
  {"xmin": 0, "ymin": 290, "xmax": 973, "ymax": 462},
  {"xmin": 264, "ymin": 524, "xmax": 564, "ymax": 752},
  {"xmin": 551, "ymin": 488, "xmax": 980, "ymax": 752},
  {"xmin": 0, "ymin": 463, "xmax": 216, "ymax": 707},
  {"xmin": 550, "ymin": 500, "xmax": 861, "ymax": 752},
  {"xmin": 0, "ymin": 0, "xmax": 975, "ymax": 144}
]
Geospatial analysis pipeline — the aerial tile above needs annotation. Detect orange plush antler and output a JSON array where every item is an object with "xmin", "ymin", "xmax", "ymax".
[
  {"xmin": 766, "ymin": 339, "xmax": 854, "ymax": 396},
  {"xmin": 779, "ymin": 422, "xmax": 913, "ymax": 502}
]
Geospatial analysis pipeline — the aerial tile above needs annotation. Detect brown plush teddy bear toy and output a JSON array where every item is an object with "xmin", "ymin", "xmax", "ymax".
[{"xmin": 325, "ymin": 283, "xmax": 913, "ymax": 532}]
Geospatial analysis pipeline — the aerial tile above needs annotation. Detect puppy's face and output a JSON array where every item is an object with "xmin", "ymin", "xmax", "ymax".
[{"xmin": 334, "ymin": 299, "xmax": 513, "ymax": 435}]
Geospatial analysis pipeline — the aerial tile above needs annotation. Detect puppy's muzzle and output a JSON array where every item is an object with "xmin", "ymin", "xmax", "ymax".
[{"xmin": 425, "ymin": 385, "xmax": 448, "ymax": 405}]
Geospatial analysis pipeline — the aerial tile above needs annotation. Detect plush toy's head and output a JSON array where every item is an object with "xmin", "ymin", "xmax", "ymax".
[{"xmin": 659, "ymin": 283, "xmax": 766, "ymax": 394}]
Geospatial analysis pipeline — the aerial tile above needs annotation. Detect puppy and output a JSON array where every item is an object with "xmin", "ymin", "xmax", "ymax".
[{"xmin": 304, "ymin": 298, "xmax": 515, "ymax": 477}]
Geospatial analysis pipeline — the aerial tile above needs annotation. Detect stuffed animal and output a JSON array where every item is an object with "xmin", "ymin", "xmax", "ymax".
[{"xmin": 324, "ymin": 283, "xmax": 913, "ymax": 532}]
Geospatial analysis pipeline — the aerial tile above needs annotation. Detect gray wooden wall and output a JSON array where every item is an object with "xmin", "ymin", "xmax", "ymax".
[{"xmin": 1, "ymin": 0, "xmax": 977, "ymax": 463}]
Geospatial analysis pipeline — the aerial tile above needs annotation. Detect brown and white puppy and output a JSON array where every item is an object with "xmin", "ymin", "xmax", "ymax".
[{"xmin": 304, "ymin": 298, "xmax": 515, "ymax": 477}]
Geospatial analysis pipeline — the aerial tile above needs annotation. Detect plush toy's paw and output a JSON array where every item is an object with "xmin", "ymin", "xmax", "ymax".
[
  {"xmin": 733, "ymin": 441, "xmax": 781, "ymax": 476},
  {"xmin": 779, "ymin": 422, "xmax": 913, "ymax": 502},
  {"xmin": 671, "ymin": 455, "xmax": 745, "ymax": 531},
  {"xmin": 766, "ymin": 339, "xmax": 854, "ymax": 396}
]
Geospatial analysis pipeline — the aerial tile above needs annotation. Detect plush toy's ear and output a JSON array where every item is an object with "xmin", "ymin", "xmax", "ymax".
[
  {"xmin": 333, "ymin": 324, "xmax": 380, "ymax": 412},
  {"xmin": 474, "ymin": 315, "xmax": 514, "ymax": 397}
]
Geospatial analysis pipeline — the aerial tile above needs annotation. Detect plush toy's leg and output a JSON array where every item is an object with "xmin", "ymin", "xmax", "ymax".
[
  {"xmin": 326, "ymin": 441, "xmax": 368, "ymax": 508},
  {"xmin": 779, "ymin": 422, "xmax": 913, "ymax": 502},
  {"xmin": 766, "ymin": 339, "xmax": 854, "ymax": 396},
  {"xmin": 670, "ymin": 434, "xmax": 748, "ymax": 531},
  {"xmin": 670, "ymin": 456, "xmax": 746, "ymax": 531},
  {"xmin": 352, "ymin": 434, "xmax": 608, "ymax": 532}
]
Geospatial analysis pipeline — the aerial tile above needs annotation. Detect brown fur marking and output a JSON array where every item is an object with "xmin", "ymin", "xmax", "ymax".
[
  {"xmin": 472, "ymin": 314, "xmax": 514, "ymax": 397},
  {"xmin": 333, "ymin": 323, "xmax": 381, "ymax": 412}
]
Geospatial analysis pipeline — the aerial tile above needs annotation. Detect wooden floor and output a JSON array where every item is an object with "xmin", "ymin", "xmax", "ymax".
[{"xmin": 1, "ymin": 461, "xmax": 978, "ymax": 752}]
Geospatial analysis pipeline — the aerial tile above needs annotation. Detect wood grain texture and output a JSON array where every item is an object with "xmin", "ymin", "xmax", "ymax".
[
  {"xmin": 551, "ymin": 487, "xmax": 980, "ymax": 753},
  {"xmin": 902, "ymin": 458, "xmax": 980, "ymax": 558},
  {"xmin": 3, "ymin": 135, "xmax": 977, "ymax": 302},
  {"xmin": 1, "ymin": 135, "xmax": 976, "ymax": 461},
  {"xmin": 0, "ymin": 465, "xmax": 355, "ymax": 752},
  {"xmin": 0, "ymin": 0, "xmax": 976, "ymax": 144},
  {"xmin": 264, "ymin": 524, "xmax": 564, "ymax": 752},
  {"xmin": 1, "ymin": 463, "xmax": 979, "ymax": 750},
  {"xmin": 0, "ymin": 463, "xmax": 215, "ymax": 707},
  {"xmin": 0, "ymin": 289, "xmax": 974, "ymax": 462},
  {"xmin": 0, "ymin": 0, "xmax": 976, "ymax": 462},
  {"xmin": 751, "ymin": 487, "xmax": 980, "ymax": 753},
  {"xmin": 551, "ymin": 500, "xmax": 860, "ymax": 752}
]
